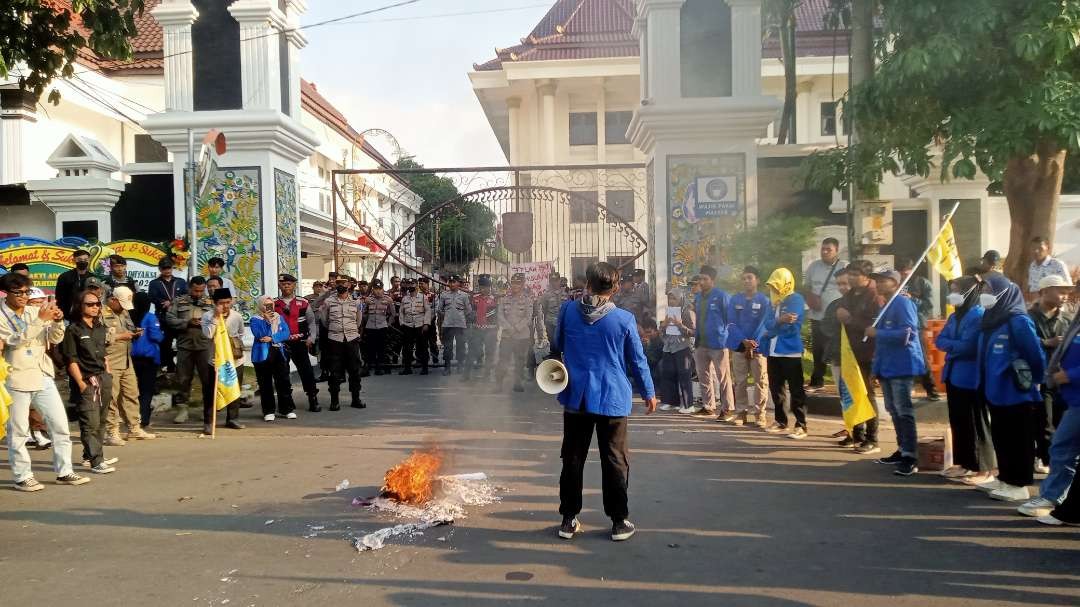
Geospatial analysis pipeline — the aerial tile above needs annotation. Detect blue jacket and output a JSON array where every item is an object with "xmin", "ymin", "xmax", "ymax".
[
  {"xmin": 250, "ymin": 316, "xmax": 291, "ymax": 364},
  {"xmin": 1054, "ymin": 328, "xmax": 1080, "ymax": 409},
  {"xmin": 979, "ymin": 315, "xmax": 1046, "ymax": 406},
  {"xmin": 554, "ymin": 300, "xmax": 655, "ymax": 417},
  {"xmin": 935, "ymin": 307, "xmax": 984, "ymax": 390},
  {"xmin": 131, "ymin": 312, "xmax": 164, "ymax": 364},
  {"xmin": 694, "ymin": 288, "xmax": 730, "ymax": 350},
  {"xmin": 761, "ymin": 293, "xmax": 805, "ymax": 356},
  {"xmin": 871, "ymin": 296, "xmax": 926, "ymax": 379},
  {"xmin": 726, "ymin": 292, "xmax": 771, "ymax": 350}
]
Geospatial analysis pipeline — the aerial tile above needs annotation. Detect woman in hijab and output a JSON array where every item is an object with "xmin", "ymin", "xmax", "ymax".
[
  {"xmin": 935, "ymin": 274, "xmax": 994, "ymax": 483},
  {"xmin": 760, "ymin": 268, "xmax": 808, "ymax": 439},
  {"xmin": 250, "ymin": 295, "xmax": 296, "ymax": 422},
  {"xmin": 976, "ymin": 273, "xmax": 1045, "ymax": 502},
  {"xmin": 130, "ymin": 291, "xmax": 164, "ymax": 430}
]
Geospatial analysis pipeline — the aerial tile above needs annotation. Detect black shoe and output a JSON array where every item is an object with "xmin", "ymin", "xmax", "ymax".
[
  {"xmin": 875, "ymin": 451, "xmax": 903, "ymax": 465},
  {"xmin": 329, "ymin": 393, "xmax": 340, "ymax": 412},
  {"xmin": 399, "ymin": 368, "xmax": 413, "ymax": 376},
  {"xmin": 420, "ymin": 367, "xmax": 429, "ymax": 376},
  {"xmin": 854, "ymin": 442, "xmax": 881, "ymax": 455},
  {"xmin": 894, "ymin": 458, "xmax": 919, "ymax": 476},
  {"xmin": 838, "ymin": 436, "xmax": 857, "ymax": 448},
  {"xmin": 307, "ymin": 395, "xmax": 321, "ymax": 412},
  {"xmin": 351, "ymin": 394, "xmax": 366, "ymax": 409},
  {"xmin": 442, "ymin": 367, "xmax": 451, "ymax": 377},
  {"xmin": 558, "ymin": 517, "xmax": 581, "ymax": 539},
  {"xmin": 317, "ymin": 374, "xmax": 330, "ymax": 383},
  {"xmin": 239, "ymin": 400, "xmax": 254, "ymax": 409},
  {"xmin": 202, "ymin": 425, "xmax": 213, "ymax": 436},
  {"xmin": 611, "ymin": 519, "xmax": 636, "ymax": 541},
  {"xmin": 926, "ymin": 392, "xmax": 942, "ymax": 402},
  {"xmin": 225, "ymin": 420, "xmax": 245, "ymax": 430}
]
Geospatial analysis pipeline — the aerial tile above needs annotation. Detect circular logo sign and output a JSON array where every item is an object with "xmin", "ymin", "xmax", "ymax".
[{"xmin": 704, "ymin": 178, "xmax": 729, "ymax": 201}]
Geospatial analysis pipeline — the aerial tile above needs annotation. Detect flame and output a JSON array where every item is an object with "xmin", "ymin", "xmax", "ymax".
[{"xmin": 381, "ymin": 448, "xmax": 444, "ymax": 505}]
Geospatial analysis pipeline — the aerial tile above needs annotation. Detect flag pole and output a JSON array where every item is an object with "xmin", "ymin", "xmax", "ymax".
[
  {"xmin": 211, "ymin": 313, "xmax": 221, "ymax": 440},
  {"xmin": 869, "ymin": 201, "xmax": 962, "ymax": 332}
]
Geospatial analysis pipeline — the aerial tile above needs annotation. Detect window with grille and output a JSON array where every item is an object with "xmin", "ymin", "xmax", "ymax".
[{"xmin": 569, "ymin": 112, "xmax": 598, "ymax": 146}]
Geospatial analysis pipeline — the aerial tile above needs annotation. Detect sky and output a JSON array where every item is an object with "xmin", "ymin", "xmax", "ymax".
[{"xmin": 300, "ymin": 0, "xmax": 553, "ymax": 168}]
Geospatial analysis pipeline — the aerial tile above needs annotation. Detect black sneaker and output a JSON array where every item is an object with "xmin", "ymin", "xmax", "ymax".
[
  {"xmin": 611, "ymin": 519, "xmax": 636, "ymax": 541},
  {"xmin": 854, "ymin": 442, "xmax": 881, "ymax": 455},
  {"xmin": 875, "ymin": 451, "xmax": 903, "ymax": 465},
  {"xmin": 838, "ymin": 436, "xmax": 857, "ymax": 448},
  {"xmin": 558, "ymin": 517, "xmax": 581, "ymax": 540},
  {"xmin": 894, "ymin": 458, "xmax": 919, "ymax": 476}
]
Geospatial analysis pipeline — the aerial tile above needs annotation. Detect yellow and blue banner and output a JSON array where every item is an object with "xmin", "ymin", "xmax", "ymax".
[
  {"xmin": 926, "ymin": 218, "xmax": 962, "ymax": 281},
  {"xmin": 839, "ymin": 326, "xmax": 876, "ymax": 433},
  {"xmin": 213, "ymin": 316, "xmax": 240, "ymax": 411}
]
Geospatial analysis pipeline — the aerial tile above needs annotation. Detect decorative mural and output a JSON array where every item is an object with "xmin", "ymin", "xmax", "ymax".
[
  {"xmin": 196, "ymin": 167, "xmax": 262, "ymax": 320},
  {"xmin": 666, "ymin": 154, "xmax": 746, "ymax": 287},
  {"xmin": 274, "ymin": 169, "xmax": 299, "ymax": 279}
]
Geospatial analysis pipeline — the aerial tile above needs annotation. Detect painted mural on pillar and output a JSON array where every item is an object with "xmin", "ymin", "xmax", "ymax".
[
  {"xmin": 667, "ymin": 154, "xmax": 746, "ymax": 287},
  {"xmin": 196, "ymin": 167, "xmax": 263, "ymax": 320},
  {"xmin": 274, "ymin": 169, "xmax": 299, "ymax": 279},
  {"xmin": 0, "ymin": 237, "xmax": 179, "ymax": 293}
]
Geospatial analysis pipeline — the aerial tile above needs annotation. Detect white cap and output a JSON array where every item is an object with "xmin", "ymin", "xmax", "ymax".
[
  {"xmin": 1038, "ymin": 275, "xmax": 1073, "ymax": 290},
  {"xmin": 27, "ymin": 287, "xmax": 46, "ymax": 300},
  {"xmin": 112, "ymin": 286, "xmax": 135, "ymax": 310}
]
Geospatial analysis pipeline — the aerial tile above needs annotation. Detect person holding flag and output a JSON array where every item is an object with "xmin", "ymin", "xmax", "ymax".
[
  {"xmin": 200, "ymin": 289, "xmax": 245, "ymax": 434},
  {"xmin": 835, "ymin": 260, "xmax": 882, "ymax": 453}
]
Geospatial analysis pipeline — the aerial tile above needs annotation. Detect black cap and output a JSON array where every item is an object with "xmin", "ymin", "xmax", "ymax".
[
  {"xmin": 511, "ymin": 273, "xmax": 525, "ymax": 284},
  {"xmin": 212, "ymin": 288, "xmax": 233, "ymax": 301},
  {"xmin": 982, "ymin": 250, "xmax": 1002, "ymax": 264},
  {"xmin": 278, "ymin": 273, "xmax": 298, "ymax": 283},
  {"xmin": 477, "ymin": 274, "xmax": 492, "ymax": 287},
  {"xmin": 417, "ymin": 276, "xmax": 430, "ymax": 283},
  {"xmin": 158, "ymin": 257, "xmax": 174, "ymax": 269},
  {"xmin": 371, "ymin": 279, "xmax": 384, "ymax": 289},
  {"xmin": 449, "ymin": 275, "xmax": 462, "ymax": 283}
]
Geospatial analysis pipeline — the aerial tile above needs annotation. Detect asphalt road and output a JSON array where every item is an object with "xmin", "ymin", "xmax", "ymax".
[{"xmin": 2, "ymin": 373, "xmax": 1077, "ymax": 606}]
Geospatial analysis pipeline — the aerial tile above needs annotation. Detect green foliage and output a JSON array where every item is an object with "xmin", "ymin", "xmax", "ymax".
[
  {"xmin": 394, "ymin": 156, "xmax": 497, "ymax": 271},
  {"xmin": 725, "ymin": 215, "xmax": 821, "ymax": 288},
  {"xmin": 0, "ymin": 1, "xmax": 146, "ymax": 104},
  {"xmin": 802, "ymin": 0, "xmax": 1080, "ymax": 193}
]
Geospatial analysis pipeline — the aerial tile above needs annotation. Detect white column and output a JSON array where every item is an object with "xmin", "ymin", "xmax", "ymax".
[
  {"xmin": 152, "ymin": 0, "xmax": 199, "ymax": 111},
  {"xmin": 726, "ymin": 0, "xmax": 764, "ymax": 97},
  {"xmin": 507, "ymin": 97, "xmax": 521, "ymax": 165},
  {"xmin": 0, "ymin": 95, "xmax": 35, "ymax": 184},
  {"xmin": 638, "ymin": 0, "xmax": 686, "ymax": 101},
  {"xmin": 228, "ymin": 0, "xmax": 286, "ymax": 111},
  {"xmin": 284, "ymin": 0, "xmax": 308, "ymax": 117},
  {"xmin": 796, "ymin": 81, "xmax": 813, "ymax": 144},
  {"xmin": 596, "ymin": 81, "xmax": 607, "ymax": 164},
  {"xmin": 539, "ymin": 81, "xmax": 557, "ymax": 164}
]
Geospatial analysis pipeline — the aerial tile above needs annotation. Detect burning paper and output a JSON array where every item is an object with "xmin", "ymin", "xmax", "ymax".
[{"xmin": 381, "ymin": 448, "xmax": 443, "ymax": 504}]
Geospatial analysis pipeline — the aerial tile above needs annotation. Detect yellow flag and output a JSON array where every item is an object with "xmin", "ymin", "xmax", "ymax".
[
  {"xmin": 213, "ymin": 315, "xmax": 241, "ymax": 411},
  {"xmin": 0, "ymin": 358, "xmax": 13, "ymax": 441},
  {"xmin": 927, "ymin": 219, "xmax": 962, "ymax": 281},
  {"xmin": 839, "ymin": 326, "xmax": 876, "ymax": 433}
]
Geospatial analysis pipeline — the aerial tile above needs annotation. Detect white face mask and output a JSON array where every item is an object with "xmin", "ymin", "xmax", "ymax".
[
  {"xmin": 946, "ymin": 293, "xmax": 965, "ymax": 306},
  {"xmin": 978, "ymin": 293, "xmax": 998, "ymax": 309}
]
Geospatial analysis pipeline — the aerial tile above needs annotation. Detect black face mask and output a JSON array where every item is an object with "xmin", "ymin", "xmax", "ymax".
[
  {"xmin": 406, "ymin": 287, "xmax": 416, "ymax": 293},
  {"xmin": 75, "ymin": 260, "xmax": 89, "ymax": 271},
  {"xmin": 336, "ymin": 285, "xmax": 349, "ymax": 294}
]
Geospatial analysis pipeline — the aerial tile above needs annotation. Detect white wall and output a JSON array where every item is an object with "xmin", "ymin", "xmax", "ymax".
[{"xmin": 1, "ymin": 200, "xmax": 56, "ymax": 239}]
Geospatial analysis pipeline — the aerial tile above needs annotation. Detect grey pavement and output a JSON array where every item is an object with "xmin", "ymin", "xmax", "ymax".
[{"xmin": 2, "ymin": 373, "xmax": 1078, "ymax": 606}]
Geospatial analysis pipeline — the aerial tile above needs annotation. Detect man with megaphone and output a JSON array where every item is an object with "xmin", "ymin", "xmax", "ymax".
[{"xmin": 544, "ymin": 262, "xmax": 657, "ymax": 543}]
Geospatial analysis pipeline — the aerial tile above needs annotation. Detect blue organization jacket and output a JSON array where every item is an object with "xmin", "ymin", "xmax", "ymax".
[
  {"xmin": 1054, "ymin": 329, "xmax": 1080, "ymax": 409},
  {"xmin": 131, "ymin": 312, "xmax": 165, "ymax": 365},
  {"xmin": 726, "ymin": 292, "xmax": 771, "ymax": 351},
  {"xmin": 694, "ymin": 287, "xmax": 730, "ymax": 350},
  {"xmin": 871, "ymin": 296, "xmax": 926, "ymax": 379},
  {"xmin": 979, "ymin": 315, "xmax": 1046, "ymax": 406},
  {"xmin": 761, "ymin": 293, "xmax": 806, "ymax": 356},
  {"xmin": 249, "ymin": 316, "xmax": 291, "ymax": 364},
  {"xmin": 934, "ymin": 306, "xmax": 984, "ymax": 390},
  {"xmin": 553, "ymin": 300, "xmax": 655, "ymax": 418}
]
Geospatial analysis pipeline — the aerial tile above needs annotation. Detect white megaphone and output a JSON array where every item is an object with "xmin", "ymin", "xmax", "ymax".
[{"xmin": 536, "ymin": 358, "xmax": 569, "ymax": 395}]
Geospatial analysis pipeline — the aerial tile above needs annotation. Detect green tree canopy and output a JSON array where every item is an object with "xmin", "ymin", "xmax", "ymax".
[{"xmin": 1, "ymin": 1, "xmax": 146, "ymax": 104}]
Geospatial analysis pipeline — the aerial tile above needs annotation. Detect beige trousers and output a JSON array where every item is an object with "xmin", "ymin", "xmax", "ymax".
[
  {"xmin": 694, "ymin": 347, "xmax": 734, "ymax": 412},
  {"xmin": 107, "ymin": 364, "xmax": 142, "ymax": 435},
  {"xmin": 732, "ymin": 350, "xmax": 769, "ymax": 416}
]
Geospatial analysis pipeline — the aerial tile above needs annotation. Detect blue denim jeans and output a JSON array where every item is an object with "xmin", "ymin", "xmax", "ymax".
[
  {"xmin": 881, "ymin": 376, "xmax": 918, "ymax": 458},
  {"xmin": 1040, "ymin": 407, "xmax": 1080, "ymax": 502}
]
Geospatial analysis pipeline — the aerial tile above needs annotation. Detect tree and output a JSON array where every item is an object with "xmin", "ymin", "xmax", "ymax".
[
  {"xmin": 802, "ymin": 1, "xmax": 1080, "ymax": 286},
  {"xmin": 0, "ymin": 1, "xmax": 146, "ymax": 104},
  {"xmin": 394, "ymin": 156, "xmax": 497, "ymax": 273},
  {"xmin": 764, "ymin": 0, "xmax": 802, "ymax": 144},
  {"xmin": 726, "ymin": 215, "xmax": 821, "ymax": 288}
]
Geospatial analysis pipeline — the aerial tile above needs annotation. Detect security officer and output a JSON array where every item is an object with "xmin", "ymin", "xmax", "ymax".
[
  {"xmin": 398, "ymin": 278, "xmax": 432, "ymax": 375},
  {"xmin": 418, "ymin": 277, "xmax": 440, "ymax": 364},
  {"xmin": 362, "ymin": 278, "xmax": 396, "ymax": 376},
  {"xmin": 275, "ymin": 273, "xmax": 321, "ymax": 411},
  {"xmin": 435, "ymin": 275, "xmax": 472, "ymax": 376},
  {"xmin": 320, "ymin": 275, "xmax": 365, "ymax": 410},
  {"xmin": 537, "ymin": 274, "xmax": 568, "ymax": 345},
  {"xmin": 165, "ymin": 276, "xmax": 218, "ymax": 428},
  {"xmin": 466, "ymin": 275, "xmax": 499, "ymax": 381},
  {"xmin": 102, "ymin": 286, "xmax": 155, "ymax": 444},
  {"xmin": 498, "ymin": 273, "xmax": 539, "ymax": 392}
]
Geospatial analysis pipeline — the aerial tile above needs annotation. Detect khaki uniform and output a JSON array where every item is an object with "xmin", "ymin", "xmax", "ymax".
[
  {"xmin": 166, "ymin": 294, "xmax": 214, "ymax": 407},
  {"xmin": 537, "ymin": 288, "xmax": 568, "ymax": 343},
  {"xmin": 399, "ymin": 293, "xmax": 432, "ymax": 371},
  {"xmin": 498, "ymin": 292, "xmax": 538, "ymax": 388},
  {"xmin": 102, "ymin": 307, "xmax": 142, "ymax": 435},
  {"xmin": 363, "ymin": 293, "xmax": 396, "ymax": 373}
]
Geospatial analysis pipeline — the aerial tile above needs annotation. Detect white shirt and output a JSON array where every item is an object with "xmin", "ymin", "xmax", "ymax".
[
  {"xmin": 1028, "ymin": 256, "xmax": 1070, "ymax": 293},
  {"xmin": 803, "ymin": 258, "xmax": 848, "ymax": 321}
]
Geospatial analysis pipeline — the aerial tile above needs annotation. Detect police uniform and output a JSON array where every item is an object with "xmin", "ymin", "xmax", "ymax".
[
  {"xmin": 165, "ymin": 288, "xmax": 214, "ymax": 424},
  {"xmin": 319, "ymin": 286, "xmax": 365, "ymax": 409},
  {"xmin": 435, "ymin": 278, "xmax": 472, "ymax": 375},
  {"xmin": 537, "ymin": 282, "xmax": 568, "ymax": 344},
  {"xmin": 398, "ymin": 279, "xmax": 432, "ymax": 374},
  {"xmin": 498, "ymin": 274, "xmax": 539, "ymax": 391},
  {"xmin": 419, "ymin": 279, "xmax": 440, "ymax": 363},
  {"xmin": 362, "ymin": 279, "xmax": 396, "ymax": 375},
  {"xmin": 466, "ymin": 275, "xmax": 499, "ymax": 380},
  {"xmin": 275, "ymin": 274, "xmax": 320, "ymax": 411},
  {"xmin": 101, "ymin": 304, "xmax": 145, "ymax": 442}
]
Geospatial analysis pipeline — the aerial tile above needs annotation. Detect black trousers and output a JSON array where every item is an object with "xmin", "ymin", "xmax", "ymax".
[
  {"xmin": 467, "ymin": 328, "xmax": 498, "ymax": 370},
  {"xmin": 200, "ymin": 362, "xmax": 239, "ymax": 425},
  {"xmin": 989, "ymin": 403, "xmax": 1037, "ymax": 488},
  {"xmin": 659, "ymin": 348, "xmax": 694, "ymax": 408},
  {"xmin": 160, "ymin": 323, "xmax": 178, "ymax": 371},
  {"xmin": 133, "ymin": 356, "xmax": 158, "ymax": 428},
  {"xmin": 426, "ymin": 324, "xmax": 440, "ymax": 362},
  {"xmin": 364, "ymin": 328, "xmax": 387, "ymax": 372},
  {"xmin": 284, "ymin": 339, "xmax": 318, "ymax": 396},
  {"xmin": 77, "ymin": 373, "xmax": 112, "ymax": 466},
  {"xmin": 809, "ymin": 320, "xmax": 827, "ymax": 386},
  {"xmin": 255, "ymin": 348, "xmax": 296, "ymax": 416},
  {"xmin": 441, "ymin": 327, "xmax": 464, "ymax": 368},
  {"xmin": 559, "ymin": 411, "xmax": 630, "ymax": 521},
  {"xmin": 947, "ymin": 383, "xmax": 997, "ymax": 472},
  {"xmin": 401, "ymin": 325, "xmax": 429, "ymax": 369},
  {"xmin": 327, "ymin": 338, "xmax": 362, "ymax": 396},
  {"xmin": 768, "ymin": 357, "xmax": 807, "ymax": 429},
  {"xmin": 1036, "ymin": 387, "xmax": 1067, "ymax": 465}
]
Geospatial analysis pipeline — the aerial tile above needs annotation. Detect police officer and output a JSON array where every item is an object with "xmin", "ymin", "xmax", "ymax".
[
  {"xmin": 275, "ymin": 274, "xmax": 321, "ymax": 411},
  {"xmin": 499, "ymin": 273, "xmax": 539, "ymax": 392},
  {"xmin": 418, "ymin": 277, "xmax": 440, "ymax": 364},
  {"xmin": 537, "ymin": 274, "xmax": 568, "ymax": 345},
  {"xmin": 320, "ymin": 275, "xmax": 365, "ymax": 410},
  {"xmin": 102, "ymin": 286, "xmax": 155, "ymax": 444},
  {"xmin": 466, "ymin": 275, "xmax": 499, "ymax": 381},
  {"xmin": 362, "ymin": 278, "xmax": 395, "ymax": 376},
  {"xmin": 398, "ymin": 278, "xmax": 432, "ymax": 375},
  {"xmin": 436, "ymin": 275, "xmax": 472, "ymax": 376},
  {"xmin": 165, "ymin": 277, "xmax": 221, "ymax": 431}
]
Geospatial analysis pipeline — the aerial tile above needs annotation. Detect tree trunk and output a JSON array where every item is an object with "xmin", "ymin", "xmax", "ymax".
[
  {"xmin": 776, "ymin": 12, "xmax": 797, "ymax": 144},
  {"xmin": 1002, "ymin": 140, "xmax": 1067, "ymax": 288}
]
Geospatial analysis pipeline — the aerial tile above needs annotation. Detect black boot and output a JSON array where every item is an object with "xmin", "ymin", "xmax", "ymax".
[
  {"xmin": 329, "ymin": 392, "xmax": 340, "ymax": 412},
  {"xmin": 351, "ymin": 393, "xmax": 366, "ymax": 409},
  {"xmin": 442, "ymin": 365, "xmax": 451, "ymax": 377},
  {"xmin": 420, "ymin": 366, "xmax": 429, "ymax": 375},
  {"xmin": 360, "ymin": 367, "xmax": 371, "ymax": 378},
  {"xmin": 399, "ymin": 367, "xmax": 413, "ymax": 376},
  {"xmin": 308, "ymin": 393, "xmax": 321, "ymax": 412}
]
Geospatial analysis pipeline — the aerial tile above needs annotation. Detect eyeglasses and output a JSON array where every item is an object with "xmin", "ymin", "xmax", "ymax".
[
  {"xmin": 85, "ymin": 301, "xmax": 102, "ymax": 307},
  {"xmin": 8, "ymin": 290, "xmax": 30, "ymax": 297}
]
